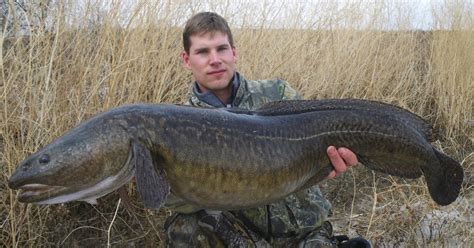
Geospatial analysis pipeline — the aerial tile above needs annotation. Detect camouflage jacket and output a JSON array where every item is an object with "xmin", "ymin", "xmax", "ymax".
[
  {"xmin": 188, "ymin": 72, "xmax": 300, "ymax": 108},
  {"xmin": 168, "ymin": 72, "xmax": 332, "ymax": 238}
]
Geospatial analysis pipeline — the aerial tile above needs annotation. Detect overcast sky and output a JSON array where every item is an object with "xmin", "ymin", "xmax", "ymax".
[
  {"xmin": 217, "ymin": 0, "xmax": 472, "ymax": 30},
  {"xmin": 68, "ymin": 0, "xmax": 474, "ymax": 31},
  {"xmin": 151, "ymin": 0, "xmax": 473, "ymax": 30}
]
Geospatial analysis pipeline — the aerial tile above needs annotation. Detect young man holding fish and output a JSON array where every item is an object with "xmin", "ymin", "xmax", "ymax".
[{"xmin": 165, "ymin": 12, "xmax": 370, "ymax": 247}]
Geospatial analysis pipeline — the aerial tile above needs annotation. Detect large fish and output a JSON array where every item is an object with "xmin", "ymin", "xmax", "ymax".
[{"xmin": 7, "ymin": 99, "xmax": 464, "ymax": 210}]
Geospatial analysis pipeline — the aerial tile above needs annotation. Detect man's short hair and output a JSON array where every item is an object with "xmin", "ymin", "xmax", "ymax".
[{"xmin": 183, "ymin": 12, "xmax": 234, "ymax": 54}]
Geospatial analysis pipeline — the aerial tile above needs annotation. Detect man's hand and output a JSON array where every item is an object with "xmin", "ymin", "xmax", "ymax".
[{"xmin": 326, "ymin": 146, "xmax": 358, "ymax": 179}]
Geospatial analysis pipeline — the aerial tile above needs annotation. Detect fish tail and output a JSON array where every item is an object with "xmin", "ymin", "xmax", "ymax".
[{"xmin": 423, "ymin": 149, "xmax": 464, "ymax": 205}]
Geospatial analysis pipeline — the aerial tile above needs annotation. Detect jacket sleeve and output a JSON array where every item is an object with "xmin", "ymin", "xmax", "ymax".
[{"xmin": 277, "ymin": 79, "xmax": 303, "ymax": 100}]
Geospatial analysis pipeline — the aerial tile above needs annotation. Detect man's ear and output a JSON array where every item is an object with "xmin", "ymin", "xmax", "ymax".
[
  {"xmin": 181, "ymin": 51, "xmax": 192, "ymax": 70},
  {"xmin": 232, "ymin": 47, "xmax": 237, "ymax": 62}
]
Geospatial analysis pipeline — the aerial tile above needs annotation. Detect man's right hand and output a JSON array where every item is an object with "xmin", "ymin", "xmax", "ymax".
[{"xmin": 325, "ymin": 146, "xmax": 358, "ymax": 179}]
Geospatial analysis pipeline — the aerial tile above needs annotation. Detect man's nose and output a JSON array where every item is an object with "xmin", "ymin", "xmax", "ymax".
[{"xmin": 209, "ymin": 51, "xmax": 221, "ymax": 65}]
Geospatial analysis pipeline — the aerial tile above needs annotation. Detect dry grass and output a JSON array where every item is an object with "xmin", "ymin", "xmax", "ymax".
[{"xmin": 1, "ymin": 0, "xmax": 473, "ymax": 247}]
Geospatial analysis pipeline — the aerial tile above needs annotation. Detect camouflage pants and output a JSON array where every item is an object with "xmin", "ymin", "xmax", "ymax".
[
  {"xmin": 164, "ymin": 211, "xmax": 337, "ymax": 248},
  {"xmin": 165, "ymin": 186, "xmax": 334, "ymax": 247}
]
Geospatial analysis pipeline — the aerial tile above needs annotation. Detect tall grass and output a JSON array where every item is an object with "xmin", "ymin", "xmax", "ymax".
[{"xmin": 1, "ymin": 0, "xmax": 473, "ymax": 247}]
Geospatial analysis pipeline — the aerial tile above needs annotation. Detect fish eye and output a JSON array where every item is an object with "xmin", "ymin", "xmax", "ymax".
[{"xmin": 39, "ymin": 154, "xmax": 50, "ymax": 164}]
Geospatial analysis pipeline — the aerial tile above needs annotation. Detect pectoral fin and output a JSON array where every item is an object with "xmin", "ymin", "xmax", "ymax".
[{"xmin": 133, "ymin": 142, "xmax": 170, "ymax": 209}]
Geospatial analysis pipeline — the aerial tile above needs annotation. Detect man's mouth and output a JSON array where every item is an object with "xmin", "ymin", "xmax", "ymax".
[{"xmin": 208, "ymin": 69, "xmax": 226, "ymax": 75}]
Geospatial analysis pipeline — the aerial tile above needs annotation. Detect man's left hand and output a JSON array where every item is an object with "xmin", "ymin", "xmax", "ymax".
[{"xmin": 326, "ymin": 146, "xmax": 358, "ymax": 179}]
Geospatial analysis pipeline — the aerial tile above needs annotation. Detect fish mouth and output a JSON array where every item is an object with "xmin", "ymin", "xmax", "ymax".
[{"xmin": 17, "ymin": 184, "xmax": 67, "ymax": 203}]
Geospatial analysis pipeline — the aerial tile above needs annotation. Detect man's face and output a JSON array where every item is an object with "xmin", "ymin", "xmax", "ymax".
[{"xmin": 182, "ymin": 32, "xmax": 237, "ymax": 94}]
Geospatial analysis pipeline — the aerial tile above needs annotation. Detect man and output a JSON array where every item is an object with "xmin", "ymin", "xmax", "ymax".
[{"xmin": 164, "ymin": 12, "xmax": 368, "ymax": 247}]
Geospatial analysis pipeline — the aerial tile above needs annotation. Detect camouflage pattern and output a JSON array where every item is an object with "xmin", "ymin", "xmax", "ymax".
[
  {"xmin": 189, "ymin": 73, "xmax": 301, "ymax": 109},
  {"xmin": 166, "ymin": 73, "xmax": 333, "ymax": 247}
]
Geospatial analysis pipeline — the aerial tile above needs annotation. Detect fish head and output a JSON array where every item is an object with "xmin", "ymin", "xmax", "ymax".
[{"xmin": 8, "ymin": 122, "xmax": 133, "ymax": 204}]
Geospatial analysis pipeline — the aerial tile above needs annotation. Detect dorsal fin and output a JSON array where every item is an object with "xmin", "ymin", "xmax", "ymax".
[
  {"xmin": 255, "ymin": 99, "xmax": 435, "ymax": 141},
  {"xmin": 220, "ymin": 107, "xmax": 256, "ymax": 115}
]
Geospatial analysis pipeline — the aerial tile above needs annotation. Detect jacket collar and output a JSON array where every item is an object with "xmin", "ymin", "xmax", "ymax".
[{"xmin": 191, "ymin": 72, "xmax": 242, "ymax": 108}]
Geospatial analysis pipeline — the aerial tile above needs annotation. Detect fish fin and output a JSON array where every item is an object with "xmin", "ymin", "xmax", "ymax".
[
  {"xmin": 256, "ymin": 99, "xmax": 435, "ymax": 141},
  {"xmin": 301, "ymin": 164, "xmax": 333, "ymax": 189},
  {"xmin": 221, "ymin": 107, "xmax": 256, "ymax": 115},
  {"xmin": 133, "ymin": 142, "xmax": 170, "ymax": 209},
  {"xmin": 422, "ymin": 149, "xmax": 464, "ymax": 206},
  {"xmin": 357, "ymin": 154, "xmax": 422, "ymax": 179},
  {"xmin": 83, "ymin": 198, "xmax": 98, "ymax": 205}
]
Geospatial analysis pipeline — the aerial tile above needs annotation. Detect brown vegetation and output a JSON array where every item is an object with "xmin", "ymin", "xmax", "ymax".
[{"xmin": 1, "ymin": 1, "xmax": 472, "ymax": 247}]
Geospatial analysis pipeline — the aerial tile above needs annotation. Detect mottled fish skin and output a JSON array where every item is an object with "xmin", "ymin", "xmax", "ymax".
[{"xmin": 8, "ymin": 99, "xmax": 464, "ymax": 209}]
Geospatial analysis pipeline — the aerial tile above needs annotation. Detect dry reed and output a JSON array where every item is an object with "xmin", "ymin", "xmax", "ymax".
[{"xmin": 1, "ymin": 0, "xmax": 473, "ymax": 247}]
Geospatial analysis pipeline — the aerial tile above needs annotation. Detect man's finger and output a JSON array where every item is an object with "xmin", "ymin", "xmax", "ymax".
[
  {"xmin": 327, "ymin": 146, "xmax": 347, "ymax": 174},
  {"xmin": 326, "ymin": 170, "xmax": 337, "ymax": 179},
  {"xmin": 338, "ymin": 147, "xmax": 358, "ymax": 167}
]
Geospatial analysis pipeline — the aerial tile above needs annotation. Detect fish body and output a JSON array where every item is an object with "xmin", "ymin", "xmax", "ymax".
[{"xmin": 8, "ymin": 99, "xmax": 464, "ymax": 209}]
